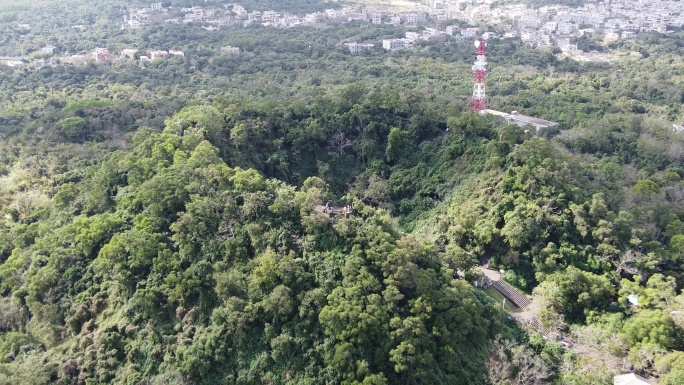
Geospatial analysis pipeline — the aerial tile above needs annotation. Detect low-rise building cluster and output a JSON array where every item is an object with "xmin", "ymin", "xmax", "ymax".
[
  {"xmin": 468, "ymin": 0, "xmax": 683, "ymax": 52},
  {"xmin": 117, "ymin": 2, "xmax": 506, "ymax": 31},
  {"xmin": 115, "ymin": 1, "xmax": 684, "ymax": 57},
  {"xmin": 5, "ymin": 0, "xmax": 684, "ymax": 69},
  {"xmin": 5, "ymin": 46, "xmax": 198, "ymax": 68}
]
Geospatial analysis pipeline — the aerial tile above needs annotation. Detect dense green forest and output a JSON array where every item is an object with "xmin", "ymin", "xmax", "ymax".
[{"xmin": 2, "ymin": 0, "xmax": 684, "ymax": 384}]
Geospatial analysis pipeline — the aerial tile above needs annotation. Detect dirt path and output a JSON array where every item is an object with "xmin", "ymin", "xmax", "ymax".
[
  {"xmin": 476, "ymin": 266, "xmax": 502, "ymax": 282},
  {"xmin": 510, "ymin": 293, "xmax": 541, "ymax": 323}
]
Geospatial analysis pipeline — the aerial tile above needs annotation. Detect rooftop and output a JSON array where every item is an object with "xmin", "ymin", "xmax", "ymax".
[{"xmin": 486, "ymin": 109, "xmax": 559, "ymax": 129}]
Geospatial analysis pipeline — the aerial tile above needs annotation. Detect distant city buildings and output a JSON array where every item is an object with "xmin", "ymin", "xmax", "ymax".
[
  {"xmin": 14, "ymin": 0, "xmax": 684, "ymax": 71},
  {"xmin": 110, "ymin": 0, "xmax": 682, "ymax": 58}
]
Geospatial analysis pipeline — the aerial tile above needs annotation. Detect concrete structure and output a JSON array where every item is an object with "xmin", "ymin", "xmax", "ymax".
[
  {"xmin": 121, "ymin": 49, "xmax": 137, "ymax": 60},
  {"xmin": 486, "ymin": 110, "xmax": 559, "ymax": 131},
  {"xmin": 462, "ymin": 27, "xmax": 480, "ymax": 37},
  {"xmin": 151, "ymin": 3, "xmax": 162, "ymax": 12},
  {"xmin": 405, "ymin": 31, "xmax": 420, "ymax": 41},
  {"xmin": 93, "ymin": 48, "xmax": 110, "ymax": 62},
  {"xmin": 345, "ymin": 43, "xmax": 374, "ymax": 53},
  {"xmin": 149, "ymin": 50, "xmax": 168, "ymax": 60},
  {"xmin": 169, "ymin": 50, "xmax": 185, "ymax": 57},
  {"xmin": 63, "ymin": 54, "xmax": 90, "ymax": 66},
  {"xmin": 233, "ymin": 4, "xmax": 246, "ymax": 16},
  {"xmin": 127, "ymin": 19, "xmax": 141, "ymax": 29},
  {"xmin": 42, "ymin": 46, "xmax": 55, "ymax": 55},
  {"xmin": 382, "ymin": 38, "xmax": 411, "ymax": 51},
  {"xmin": 5, "ymin": 60, "xmax": 23, "ymax": 68},
  {"xmin": 613, "ymin": 373, "xmax": 656, "ymax": 385},
  {"xmin": 221, "ymin": 46, "xmax": 240, "ymax": 55},
  {"xmin": 34, "ymin": 59, "xmax": 46, "ymax": 69},
  {"xmin": 424, "ymin": 27, "xmax": 440, "ymax": 36}
]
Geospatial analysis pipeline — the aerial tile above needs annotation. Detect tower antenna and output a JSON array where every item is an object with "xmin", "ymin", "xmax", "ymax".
[{"xmin": 470, "ymin": 38, "xmax": 488, "ymax": 113}]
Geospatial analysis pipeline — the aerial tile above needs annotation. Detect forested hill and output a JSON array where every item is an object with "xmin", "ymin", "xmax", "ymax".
[
  {"xmin": 3, "ymin": 88, "xmax": 684, "ymax": 384},
  {"xmin": 0, "ymin": 113, "xmax": 501, "ymax": 384},
  {"xmin": 2, "ymin": 0, "xmax": 684, "ymax": 384}
]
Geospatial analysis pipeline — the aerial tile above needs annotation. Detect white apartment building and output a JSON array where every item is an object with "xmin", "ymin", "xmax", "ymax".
[
  {"xmin": 149, "ymin": 50, "xmax": 168, "ymax": 60},
  {"xmin": 405, "ymin": 32, "xmax": 420, "ymax": 41},
  {"xmin": 346, "ymin": 43, "xmax": 374, "ymax": 53},
  {"xmin": 382, "ymin": 38, "xmax": 410, "ymax": 51},
  {"xmin": 557, "ymin": 22, "xmax": 575, "ymax": 35},
  {"xmin": 461, "ymin": 27, "xmax": 480, "ymax": 37},
  {"xmin": 221, "ymin": 46, "xmax": 240, "ymax": 55},
  {"xmin": 482, "ymin": 32, "xmax": 498, "ymax": 40}
]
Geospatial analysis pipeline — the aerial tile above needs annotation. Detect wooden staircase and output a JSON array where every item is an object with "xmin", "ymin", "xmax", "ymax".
[
  {"xmin": 492, "ymin": 280, "xmax": 531, "ymax": 308},
  {"xmin": 529, "ymin": 317, "xmax": 550, "ymax": 336}
]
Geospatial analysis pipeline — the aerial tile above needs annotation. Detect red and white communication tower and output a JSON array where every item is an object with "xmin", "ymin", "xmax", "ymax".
[{"xmin": 469, "ymin": 38, "xmax": 488, "ymax": 112}]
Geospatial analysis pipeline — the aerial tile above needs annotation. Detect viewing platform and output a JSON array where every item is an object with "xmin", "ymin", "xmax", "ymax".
[{"xmin": 315, "ymin": 204, "xmax": 353, "ymax": 218}]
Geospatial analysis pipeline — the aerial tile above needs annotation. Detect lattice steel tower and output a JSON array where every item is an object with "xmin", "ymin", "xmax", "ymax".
[{"xmin": 469, "ymin": 39, "xmax": 488, "ymax": 112}]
